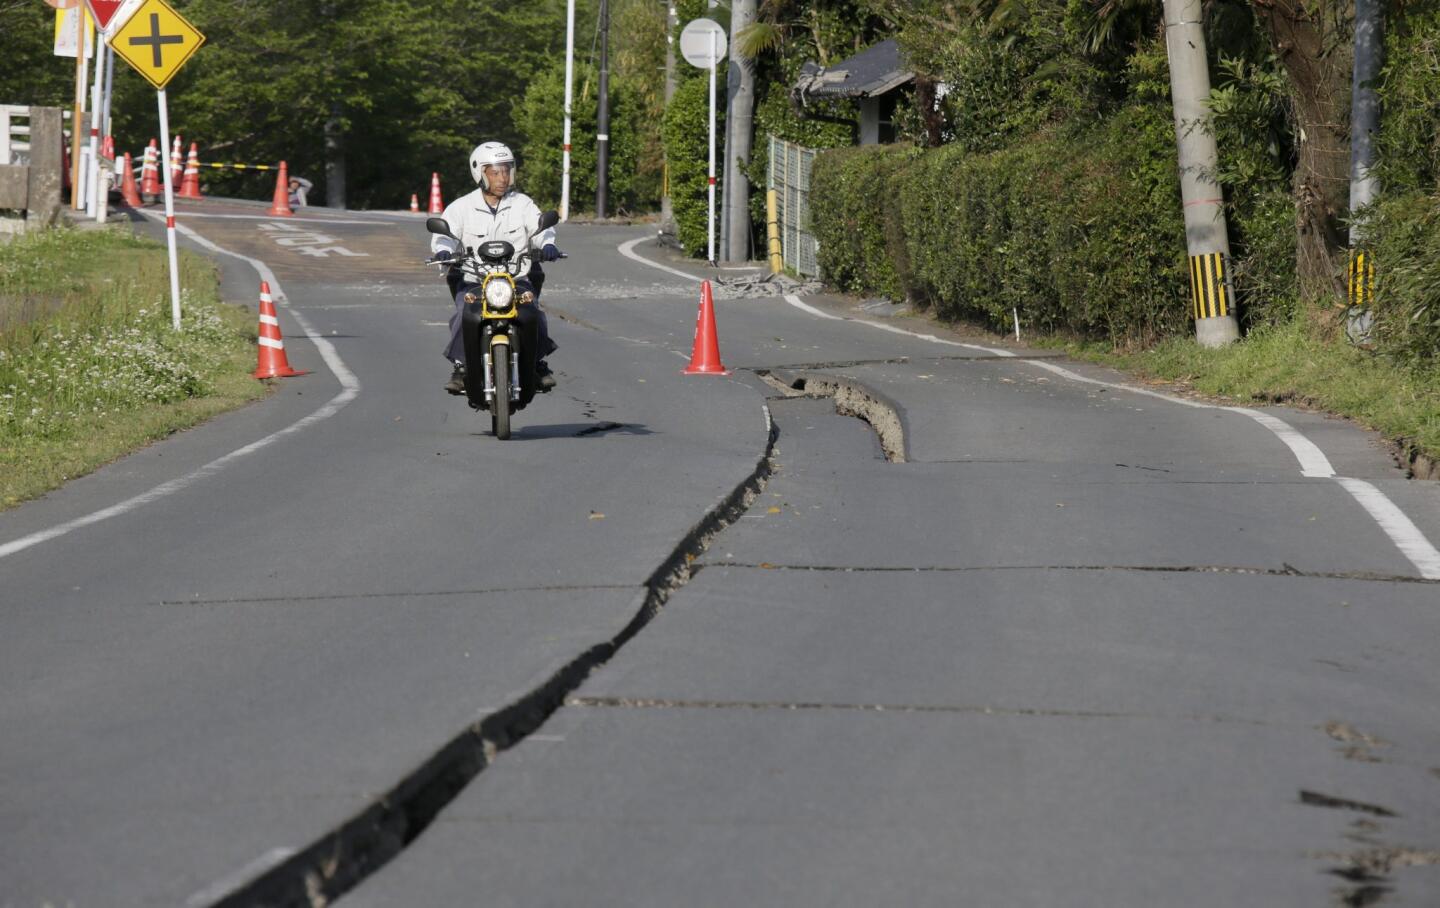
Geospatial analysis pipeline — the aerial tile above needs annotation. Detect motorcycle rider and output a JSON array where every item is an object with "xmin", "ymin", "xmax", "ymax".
[{"xmin": 431, "ymin": 141, "xmax": 560, "ymax": 394}]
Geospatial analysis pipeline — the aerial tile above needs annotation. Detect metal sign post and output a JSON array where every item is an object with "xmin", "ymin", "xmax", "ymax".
[
  {"xmin": 155, "ymin": 88, "xmax": 182, "ymax": 328},
  {"xmin": 679, "ymin": 18, "xmax": 725, "ymax": 265},
  {"xmin": 108, "ymin": 0, "xmax": 204, "ymax": 329},
  {"xmin": 81, "ymin": 0, "xmax": 131, "ymax": 218},
  {"xmin": 86, "ymin": 38, "xmax": 105, "ymax": 217}
]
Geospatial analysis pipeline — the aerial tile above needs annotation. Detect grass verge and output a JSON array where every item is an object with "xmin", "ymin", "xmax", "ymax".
[
  {"xmin": 1055, "ymin": 317, "xmax": 1440, "ymax": 476},
  {"xmin": 1, "ymin": 225, "xmax": 267, "ymax": 509}
]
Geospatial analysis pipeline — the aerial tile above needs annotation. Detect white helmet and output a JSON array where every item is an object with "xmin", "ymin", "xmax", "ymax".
[{"xmin": 470, "ymin": 142, "xmax": 516, "ymax": 191}]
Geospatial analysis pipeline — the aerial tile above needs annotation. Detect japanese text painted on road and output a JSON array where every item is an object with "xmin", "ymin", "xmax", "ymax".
[{"xmin": 107, "ymin": 0, "xmax": 204, "ymax": 90}]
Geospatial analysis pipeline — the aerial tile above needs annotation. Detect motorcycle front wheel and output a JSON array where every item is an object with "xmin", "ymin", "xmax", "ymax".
[{"xmin": 491, "ymin": 345, "xmax": 511, "ymax": 440}]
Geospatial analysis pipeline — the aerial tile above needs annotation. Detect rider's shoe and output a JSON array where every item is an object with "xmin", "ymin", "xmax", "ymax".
[
  {"xmin": 535, "ymin": 360, "xmax": 557, "ymax": 392},
  {"xmin": 444, "ymin": 364, "xmax": 466, "ymax": 395}
]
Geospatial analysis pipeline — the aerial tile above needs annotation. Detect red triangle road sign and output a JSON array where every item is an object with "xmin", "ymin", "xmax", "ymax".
[{"xmin": 84, "ymin": 0, "xmax": 130, "ymax": 32}]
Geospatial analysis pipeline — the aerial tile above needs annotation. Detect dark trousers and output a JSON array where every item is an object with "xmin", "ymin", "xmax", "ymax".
[{"xmin": 444, "ymin": 272, "xmax": 554, "ymax": 365}]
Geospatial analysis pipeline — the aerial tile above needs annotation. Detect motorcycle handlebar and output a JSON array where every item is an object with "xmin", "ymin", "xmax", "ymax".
[{"xmin": 421, "ymin": 250, "xmax": 568, "ymax": 267}]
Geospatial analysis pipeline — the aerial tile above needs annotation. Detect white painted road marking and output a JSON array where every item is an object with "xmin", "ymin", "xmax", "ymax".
[
  {"xmin": 167, "ymin": 211, "xmax": 378, "ymax": 225},
  {"xmin": 184, "ymin": 847, "xmax": 297, "ymax": 908},
  {"xmin": 782, "ymin": 293, "xmax": 1016, "ymax": 357},
  {"xmin": 741, "ymin": 282, "xmax": 1440, "ymax": 580},
  {"xmin": 0, "ymin": 216, "xmax": 361, "ymax": 561},
  {"xmin": 618, "ymin": 236, "xmax": 707, "ymax": 283},
  {"xmin": 259, "ymin": 221, "xmax": 368, "ymax": 258},
  {"xmin": 1335, "ymin": 478, "xmax": 1440, "ymax": 579}
]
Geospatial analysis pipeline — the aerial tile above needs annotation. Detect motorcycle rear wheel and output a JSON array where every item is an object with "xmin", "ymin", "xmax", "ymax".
[{"xmin": 491, "ymin": 347, "xmax": 511, "ymax": 440}]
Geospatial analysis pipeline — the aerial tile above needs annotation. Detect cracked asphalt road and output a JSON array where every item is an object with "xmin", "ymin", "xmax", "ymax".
[{"xmin": 3, "ymin": 200, "xmax": 1440, "ymax": 906}]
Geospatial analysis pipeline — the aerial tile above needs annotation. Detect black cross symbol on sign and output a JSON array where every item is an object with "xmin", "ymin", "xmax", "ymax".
[{"xmin": 129, "ymin": 13, "xmax": 184, "ymax": 68}]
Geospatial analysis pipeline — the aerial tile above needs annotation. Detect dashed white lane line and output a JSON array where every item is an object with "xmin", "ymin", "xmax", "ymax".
[{"xmin": 0, "ymin": 219, "xmax": 360, "ymax": 561}]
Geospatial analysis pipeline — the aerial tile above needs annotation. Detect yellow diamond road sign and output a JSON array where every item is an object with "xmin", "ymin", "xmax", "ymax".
[{"xmin": 109, "ymin": 0, "xmax": 204, "ymax": 90}]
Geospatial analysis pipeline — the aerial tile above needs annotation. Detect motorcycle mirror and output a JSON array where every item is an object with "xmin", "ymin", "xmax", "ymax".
[
  {"xmin": 537, "ymin": 211, "xmax": 560, "ymax": 231},
  {"xmin": 426, "ymin": 217, "xmax": 458, "ymax": 239}
]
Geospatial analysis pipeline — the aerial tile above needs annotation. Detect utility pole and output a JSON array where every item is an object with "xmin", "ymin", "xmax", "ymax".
[
  {"xmin": 722, "ymin": 0, "xmax": 755, "ymax": 263},
  {"xmin": 596, "ymin": 0, "xmax": 611, "ymax": 219},
  {"xmin": 1163, "ymin": 0, "xmax": 1240, "ymax": 348},
  {"xmin": 1347, "ymin": 0, "xmax": 1382, "ymax": 325},
  {"xmin": 660, "ymin": 0, "xmax": 677, "ymax": 235},
  {"xmin": 561, "ymin": 0, "xmax": 576, "ymax": 220}
]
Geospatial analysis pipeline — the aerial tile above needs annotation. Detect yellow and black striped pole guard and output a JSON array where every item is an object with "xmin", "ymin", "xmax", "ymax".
[
  {"xmin": 1189, "ymin": 251, "xmax": 1234, "ymax": 321},
  {"xmin": 1348, "ymin": 249, "xmax": 1374, "ymax": 309},
  {"xmin": 201, "ymin": 162, "xmax": 279, "ymax": 171}
]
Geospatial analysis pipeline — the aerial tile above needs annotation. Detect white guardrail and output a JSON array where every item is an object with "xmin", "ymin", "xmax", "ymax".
[{"xmin": 1, "ymin": 105, "xmax": 72, "ymax": 167}]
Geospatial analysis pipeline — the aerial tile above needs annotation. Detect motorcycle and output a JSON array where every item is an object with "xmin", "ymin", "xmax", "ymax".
[{"xmin": 425, "ymin": 211, "xmax": 561, "ymax": 440}]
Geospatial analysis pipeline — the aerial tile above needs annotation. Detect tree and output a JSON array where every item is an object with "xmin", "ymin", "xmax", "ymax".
[{"xmin": 1249, "ymin": 0, "xmax": 1354, "ymax": 302}]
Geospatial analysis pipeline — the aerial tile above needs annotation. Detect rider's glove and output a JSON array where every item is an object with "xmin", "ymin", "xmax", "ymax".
[
  {"xmin": 433, "ymin": 249, "xmax": 453, "ymax": 262},
  {"xmin": 541, "ymin": 244, "xmax": 560, "ymax": 262}
]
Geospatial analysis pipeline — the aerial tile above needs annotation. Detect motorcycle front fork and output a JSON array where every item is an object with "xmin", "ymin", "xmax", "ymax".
[{"xmin": 481, "ymin": 347, "xmax": 521, "ymax": 403}]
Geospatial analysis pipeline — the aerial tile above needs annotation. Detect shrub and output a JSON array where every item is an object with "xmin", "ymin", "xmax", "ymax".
[
  {"xmin": 811, "ymin": 103, "xmax": 1189, "ymax": 346},
  {"xmin": 515, "ymin": 60, "xmax": 648, "ymax": 214},
  {"xmin": 662, "ymin": 74, "xmax": 724, "ymax": 256},
  {"xmin": 810, "ymin": 145, "xmax": 915, "ymax": 299},
  {"xmin": 1375, "ymin": 6, "xmax": 1440, "ymax": 192},
  {"xmin": 1368, "ymin": 192, "xmax": 1440, "ymax": 368}
]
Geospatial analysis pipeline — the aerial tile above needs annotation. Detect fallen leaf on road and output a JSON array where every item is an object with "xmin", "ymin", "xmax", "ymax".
[{"xmin": 590, "ymin": 511, "xmax": 606, "ymax": 520}]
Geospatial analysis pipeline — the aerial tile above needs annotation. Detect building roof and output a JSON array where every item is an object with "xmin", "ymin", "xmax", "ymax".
[{"xmin": 792, "ymin": 39, "xmax": 914, "ymax": 103}]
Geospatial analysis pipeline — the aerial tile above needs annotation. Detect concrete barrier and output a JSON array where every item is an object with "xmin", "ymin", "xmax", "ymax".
[{"xmin": 0, "ymin": 106, "xmax": 63, "ymax": 230}]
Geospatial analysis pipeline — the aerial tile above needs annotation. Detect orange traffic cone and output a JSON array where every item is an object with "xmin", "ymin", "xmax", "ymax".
[
  {"xmin": 120, "ymin": 152, "xmax": 143, "ymax": 207},
  {"xmin": 683, "ymin": 280, "xmax": 728, "ymax": 375},
  {"xmin": 428, "ymin": 172, "xmax": 443, "ymax": 214},
  {"xmin": 178, "ymin": 142, "xmax": 204, "ymax": 200},
  {"xmin": 169, "ymin": 136, "xmax": 183, "ymax": 188},
  {"xmin": 410, "ymin": 193, "xmax": 420, "ymax": 213},
  {"xmin": 141, "ymin": 139, "xmax": 160, "ymax": 200},
  {"xmin": 267, "ymin": 161, "xmax": 294, "ymax": 217},
  {"xmin": 253, "ymin": 282, "xmax": 308, "ymax": 379}
]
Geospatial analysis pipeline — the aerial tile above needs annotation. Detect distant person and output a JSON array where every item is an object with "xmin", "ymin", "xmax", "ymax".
[{"xmin": 288, "ymin": 175, "xmax": 312, "ymax": 208}]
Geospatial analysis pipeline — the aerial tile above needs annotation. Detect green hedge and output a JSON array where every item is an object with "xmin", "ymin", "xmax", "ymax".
[
  {"xmin": 1369, "ymin": 192, "xmax": 1440, "ymax": 368},
  {"xmin": 662, "ymin": 74, "xmax": 724, "ymax": 257},
  {"xmin": 809, "ymin": 145, "xmax": 917, "ymax": 300},
  {"xmin": 515, "ymin": 60, "xmax": 649, "ymax": 214},
  {"xmin": 812, "ymin": 105, "xmax": 1189, "ymax": 344}
]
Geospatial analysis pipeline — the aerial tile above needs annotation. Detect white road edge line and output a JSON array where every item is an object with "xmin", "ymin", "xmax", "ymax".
[
  {"xmin": 618, "ymin": 236, "xmax": 708, "ymax": 283},
  {"xmin": 184, "ymin": 847, "xmax": 297, "ymax": 908},
  {"xmin": 781, "ymin": 293, "xmax": 1016, "ymax": 357},
  {"xmin": 1334, "ymin": 478, "xmax": 1440, "ymax": 579},
  {"xmin": 163, "ymin": 212, "xmax": 379, "ymax": 225},
  {"xmin": 621, "ymin": 236, "xmax": 1438, "ymax": 580},
  {"xmin": 769, "ymin": 295, "xmax": 1440, "ymax": 580},
  {"xmin": 0, "ymin": 218, "xmax": 360, "ymax": 561}
]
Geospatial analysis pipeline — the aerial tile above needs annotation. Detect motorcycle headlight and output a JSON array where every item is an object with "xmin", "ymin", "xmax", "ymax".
[{"xmin": 484, "ymin": 279, "xmax": 514, "ymax": 310}]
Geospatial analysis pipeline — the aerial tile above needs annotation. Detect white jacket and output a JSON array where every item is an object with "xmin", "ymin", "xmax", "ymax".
[{"xmin": 430, "ymin": 187, "xmax": 557, "ymax": 281}]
